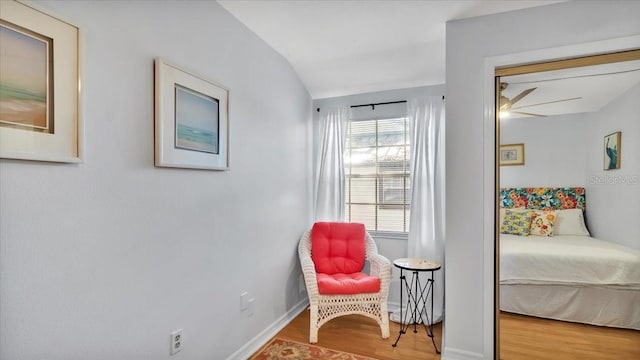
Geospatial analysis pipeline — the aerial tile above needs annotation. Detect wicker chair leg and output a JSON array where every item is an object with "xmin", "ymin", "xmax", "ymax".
[
  {"xmin": 380, "ymin": 312, "xmax": 390, "ymax": 338},
  {"xmin": 380, "ymin": 302, "xmax": 390, "ymax": 338},
  {"xmin": 309, "ymin": 304, "xmax": 319, "ymax": 343}
]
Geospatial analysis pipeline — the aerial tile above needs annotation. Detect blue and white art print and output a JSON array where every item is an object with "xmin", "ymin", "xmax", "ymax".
[
  {"xmin": 604, "ymin": 131, "xmax": 621, "ymax": 170},
  {"xmin": 174, "ymin": 85, "xmax": 219, "ymax": 154},
  {"xmin": 155, "ymin": 58, "xmax": 229, "ymax": 170}
]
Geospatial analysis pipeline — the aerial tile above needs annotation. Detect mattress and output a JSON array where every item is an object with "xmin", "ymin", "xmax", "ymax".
[
  {"xmin": 500, "ymin": 234, "xmax": 640, "ymax": 290},
  {"xmin": 500, "ymin": 234, "xmax": 640, "ymax": 329}
]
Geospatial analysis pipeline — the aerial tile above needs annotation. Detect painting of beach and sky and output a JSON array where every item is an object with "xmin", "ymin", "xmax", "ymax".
[
  {"xmin": 175, "ymin": 85, "xmax": 219, "ymax": 154},
  {"xmin": 0, "ymin": 20, "xmax": 53, "ymax": 133}
]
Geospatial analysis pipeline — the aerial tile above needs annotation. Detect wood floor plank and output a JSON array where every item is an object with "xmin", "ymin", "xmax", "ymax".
[
  {"xmin": 275, "ymin": 309, "xmax": 442, "ymax": 360},
  {"xmin": 499, "ymin": 312, "xmax": 640, "ymax": 360},
  {"xmin": 264, "ymin": 309, "xmax": 639, "ymax": 360}
]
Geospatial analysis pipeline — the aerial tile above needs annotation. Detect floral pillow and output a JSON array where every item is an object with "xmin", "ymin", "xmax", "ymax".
[
  {"xmin": 500, "ymin": 210, "xmax": 534, "ymax": 236},
  {"xmin": 530, "ymin": 210, "xmax": 556, "ymax": 237}
]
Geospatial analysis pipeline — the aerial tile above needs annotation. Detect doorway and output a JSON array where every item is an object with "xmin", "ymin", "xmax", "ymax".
[{"xmin": 494, "ymin": 49, "xmax": 640, "ymax": 359}]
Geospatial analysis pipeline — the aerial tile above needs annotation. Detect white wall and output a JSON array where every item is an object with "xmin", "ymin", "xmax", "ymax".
[
  {"xmin": 500, "ymin": 84, "xmax": 640, "ymax": 250},
  {"xmin": 445, "ymin": 1, "xmax": 640, "ymax": 359},
  {"xmin": 584, "ymin": 83, "xmax": 640, "ymax": 249},
  {"xmin": 0, "ymin": 1, "xmax": 312, "ymax": 360},
  {"xmin": 500, "ymin": 113, "xmax": 589, "ymax": 187},
  {"xmin": 312, "ymin": 85, "xmax": 445, "ymax": 306}
]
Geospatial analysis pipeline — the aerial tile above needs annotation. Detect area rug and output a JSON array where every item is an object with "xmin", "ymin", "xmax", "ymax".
[{"xmin": 250, "ymin": 337, "xmax": 378, "ymax": 360}]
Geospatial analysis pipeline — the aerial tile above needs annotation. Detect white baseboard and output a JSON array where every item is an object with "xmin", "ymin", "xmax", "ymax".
[
  {"xmin": 225, "ymin": 298, "xmax": 309, "ymax": 360},
  {"xmin": 226, "ymin": 299, "xmax": 475, "ymax": 360},
  {"xmin": 441, "ymin": 347, "xmax": 484, "ymax": 360}
]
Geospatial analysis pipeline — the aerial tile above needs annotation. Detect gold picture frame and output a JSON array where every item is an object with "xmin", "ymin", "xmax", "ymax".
[
  {"xmin": 603, "ymin": 131, "xmax": 621, "ymax": 170},
  {"xmin": 0, "ymin": 0, "xmax": 82, "ymax": 163},
  {"xmin": 499, "ymin": 143, "xmax": 524, "ymax": 166}
]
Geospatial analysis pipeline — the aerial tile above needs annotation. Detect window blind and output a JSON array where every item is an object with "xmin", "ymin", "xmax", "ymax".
[{"xmin": 344, "ymin": 117, "xmax": 410, "ymax": 233}]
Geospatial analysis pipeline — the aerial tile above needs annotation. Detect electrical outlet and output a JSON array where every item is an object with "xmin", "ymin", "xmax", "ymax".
[
  {"xmin": 248, "ymin": 298, "xmax": 255, "ymax": 316},
  {"xmin": 170, "ymin": 329, "xmax": 183, "ymax": 355},
  {"xmin": 241, "ymin": 292, "xmax": 248, "ymax": 311}
]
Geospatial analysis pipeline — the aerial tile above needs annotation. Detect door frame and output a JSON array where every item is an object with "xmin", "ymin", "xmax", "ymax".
[{"xmin": 480, "ymin": 35, "xmax": 640, "ymax": 360}]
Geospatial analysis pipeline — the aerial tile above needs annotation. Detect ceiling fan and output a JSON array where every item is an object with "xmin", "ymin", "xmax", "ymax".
[
  {"xmin": 499, "ymin": 82, "xmax": 544, "ymax": 117},
  {"xmin": 499, "ymin": 82, "xmax": 582, "ymax": 118}
]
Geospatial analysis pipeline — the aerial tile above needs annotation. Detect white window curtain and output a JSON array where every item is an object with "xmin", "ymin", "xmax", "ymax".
[
  {"xmin": 315, "ymin": 106, "xmax": 349, "ymax": 222},
  {"xmin": 408, "ymin": 96, "xmax": 445, "ymax": 323}
]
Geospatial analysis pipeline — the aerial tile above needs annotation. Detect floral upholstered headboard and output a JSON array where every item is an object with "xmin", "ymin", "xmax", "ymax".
[{"xmin": 500, "ymin": 187, "xmax": 586, "ymax": 211}]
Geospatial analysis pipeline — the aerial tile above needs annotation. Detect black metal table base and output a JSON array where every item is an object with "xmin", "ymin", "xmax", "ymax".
[{"xmin": 391, "ymin": 269, "xmax": 440, "ymax": 354}]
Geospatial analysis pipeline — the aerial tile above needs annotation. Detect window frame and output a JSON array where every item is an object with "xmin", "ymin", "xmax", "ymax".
[{"xmin": 344, "ymin": 116, "xmax": 411, "ymax": 237}]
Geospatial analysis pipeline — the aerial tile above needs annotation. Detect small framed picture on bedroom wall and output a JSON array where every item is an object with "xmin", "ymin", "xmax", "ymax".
[
  {"xmin": 604, "ymin": 131, "xmax": 621, "ymax": 170},
  {"xmin": 500, "ymin": 143, "xmax": 525, "ymax": 166}
]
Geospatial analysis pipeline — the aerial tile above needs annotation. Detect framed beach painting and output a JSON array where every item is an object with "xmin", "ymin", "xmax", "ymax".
[
  {"xmin": 604, "ymin": 131, "xmax": 621, "ymax": 170},
  {"xmin": 154, "ymin": 58, "xmax": 229, "ymax": 170},
  {"xmin": 0, "ymin": 0, "xmax": 82, "ymax": 162},
  {"xmin": 500, "ymin": 143, "xmax": 524, "ymax": 166}
]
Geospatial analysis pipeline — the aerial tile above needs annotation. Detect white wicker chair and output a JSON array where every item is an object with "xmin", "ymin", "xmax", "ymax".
[{"xmin": 298, "ymin": 226, "xmax": 391, "ymax": 343}]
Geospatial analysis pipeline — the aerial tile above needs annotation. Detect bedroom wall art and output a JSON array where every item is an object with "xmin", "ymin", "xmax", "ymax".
[
  {"xmin": 604, "ymin": 131, "xmax": 621, "ymax": 170},
  {"xmin": 499, "ymin": 143, "xmax": 524, "ymax": 166},
  {"xmin": 154, "ymin": 58, "xmax": 229, "ymax": 170},
  {"xmin": 0, "ymin": 0, "xmax": 82, "ymax": 163}
]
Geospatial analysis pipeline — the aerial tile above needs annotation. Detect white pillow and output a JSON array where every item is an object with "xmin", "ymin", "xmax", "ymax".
[{"xmin": 554, "ymin": 209, "xmax": 590, "ymax": 236}]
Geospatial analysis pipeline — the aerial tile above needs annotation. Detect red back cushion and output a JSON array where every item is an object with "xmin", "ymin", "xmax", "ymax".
[{"xmin": 311, "ymin": 222, "xmax": 366, "ymax": 275}]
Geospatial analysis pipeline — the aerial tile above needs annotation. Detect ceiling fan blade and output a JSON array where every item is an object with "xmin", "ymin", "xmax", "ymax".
[
  {"xmin": 512, "ymin": 111, "xmax": 547, "ymax": 117},
  {"xmin": 509, "ymin": 87, "xmax": 537, "ymax": 106},
  {"xmin": 499, "ymin": 95, "xmax": 510, "ymax": 110},
  {"xmin": 511, "ymin": 97, "xmax": 582, "ymax": 110}
]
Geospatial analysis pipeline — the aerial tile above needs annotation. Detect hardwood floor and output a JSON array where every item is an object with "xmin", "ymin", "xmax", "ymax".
[
  {"xmin": 267, "ymin": 309, "xmax": 640, "ymax": 360},
  {"xmin": 275, "ymin": 309, "xmax": 442, "ymax": 360},
  {"xmin": 499, "ymin": 312, "xmax": 640, "ymax": 360}
]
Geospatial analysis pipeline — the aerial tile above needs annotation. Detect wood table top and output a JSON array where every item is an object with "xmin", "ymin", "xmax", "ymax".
[{"xmin": 393, "ymin": 258, "xmax": 441, "ymax": 271}]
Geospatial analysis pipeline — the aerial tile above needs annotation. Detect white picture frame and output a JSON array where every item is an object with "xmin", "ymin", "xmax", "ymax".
[
  {"xmin": 0, "ymin": 0, "xmax": 82, "ymax": 163},
  {"xmin": 154, "ymin": 58, "xmax": 229, "ymax": 170}
]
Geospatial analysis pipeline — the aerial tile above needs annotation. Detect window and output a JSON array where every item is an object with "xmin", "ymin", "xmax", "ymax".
[{"xmin": 344, "ymin": 117, "xmax": 410, "ymax": 233}]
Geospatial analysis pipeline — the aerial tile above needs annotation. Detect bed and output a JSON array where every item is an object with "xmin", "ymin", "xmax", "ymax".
[{"xmin": 499, "ymin": 187, "xmax": 640, "ymax": 330}]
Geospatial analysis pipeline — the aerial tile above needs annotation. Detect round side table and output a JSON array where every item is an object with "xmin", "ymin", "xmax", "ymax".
[{"xmin": 391, "ymin": 258, "xmax": 441, "ymax": 354}]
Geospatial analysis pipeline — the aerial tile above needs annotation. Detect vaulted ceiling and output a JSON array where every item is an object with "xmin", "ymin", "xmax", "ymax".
[
  {"xmin": 218, "ymin": 0, "xmax": 564, "ymax": 99},
  {"xmin": 219, "ymin": 1, "xmax": 640, "ymax": 117}
]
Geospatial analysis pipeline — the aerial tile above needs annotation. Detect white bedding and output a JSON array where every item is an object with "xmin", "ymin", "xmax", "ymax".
[
  {"xmin": 500, "ymin": 283, "xmax": 640, "ymax": 329},
  {"xmin": 500, "ymin": 234, "xmax": 640, "ymax": 290}
]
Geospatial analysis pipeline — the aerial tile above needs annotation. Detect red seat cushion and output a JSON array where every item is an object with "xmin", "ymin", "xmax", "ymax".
[
  {"xmin": 311, "ymin": 222, "xmax": 366, "ymax": 275},
  {"xmin": 317, "ymin": 272, "xmax": 381, "ymax": 295}
]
